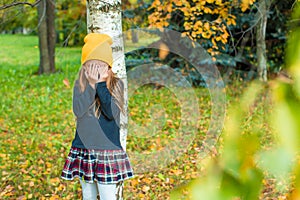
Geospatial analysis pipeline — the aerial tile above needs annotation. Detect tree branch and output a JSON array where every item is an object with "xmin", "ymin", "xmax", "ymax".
[
  {"xmin": 291, "ymin": 0, "xmax": 298, "ymax": 10},
  {"xmin": 0, "ymin": 0, "xmax": 41, "ymax": 10}
]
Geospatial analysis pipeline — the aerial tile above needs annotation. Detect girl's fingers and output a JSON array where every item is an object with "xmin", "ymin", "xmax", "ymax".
[
  {"xmin": 95, "ymin": 66, "xmax": 100, "ymax": 78},
  {"xmin": 91, "ymin": 64, "xmax": 97, "ymax": 74},
  {"xmin": 84, "ymin": 70, "xmax": 89, "ymax": 79},
  {"xmin": 91, "ymin": 64, "xmax": 97, "ymax": 78},
  {"xmin": 86, "ymin": 63, "xmax": 108, "ymax": 81}
]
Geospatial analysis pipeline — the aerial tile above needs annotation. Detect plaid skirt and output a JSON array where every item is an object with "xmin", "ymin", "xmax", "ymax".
[{"xmin": 61, "ymin": 147, "xmax": 134, "ymax": 184}]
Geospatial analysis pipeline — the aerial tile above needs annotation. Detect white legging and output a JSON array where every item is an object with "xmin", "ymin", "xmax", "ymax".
[{"xmin": 79, "ymin": 179, "xmax": 117, "ymax": 200}]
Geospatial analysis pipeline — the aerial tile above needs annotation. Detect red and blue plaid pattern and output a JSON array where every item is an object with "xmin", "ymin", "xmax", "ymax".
[{"xmin": 61, "ymin": 147, "xmax": 134, "ymax": 184}]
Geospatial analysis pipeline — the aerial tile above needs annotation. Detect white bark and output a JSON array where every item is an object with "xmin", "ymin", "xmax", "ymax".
[
  {"xmin": 86, "ymin": 0, "xmax": 127, "ymax": 199},
  {"xmin": 86, "ymin": 0, "xmax": 127, "ymax": 149}
]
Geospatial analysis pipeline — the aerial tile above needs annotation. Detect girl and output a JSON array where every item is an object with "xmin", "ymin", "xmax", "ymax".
[{"xmin": 61, "ymin": 33, "xmax": 134, "ymax": 200}]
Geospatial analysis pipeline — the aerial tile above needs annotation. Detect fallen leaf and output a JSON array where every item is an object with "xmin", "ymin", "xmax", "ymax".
[{"xmin": 63, "ymin": 78, "xmax": 70, "ymax": 88}]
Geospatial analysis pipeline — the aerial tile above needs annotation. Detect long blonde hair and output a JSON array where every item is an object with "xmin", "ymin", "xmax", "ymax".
[{"xmin": 76, "ymin": 66, "xmax": 125, "ymax": 117}]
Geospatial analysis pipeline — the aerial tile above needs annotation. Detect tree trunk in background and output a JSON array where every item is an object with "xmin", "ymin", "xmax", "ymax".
[
  {"xmin": 37, "ymin": 0, "xmax": 55, "ymax": 74},
  {"xmin": 46, "ymin": 0, "xmax": 55, "ymax": 72},
  {"xmin": 256, "ymin": 0, "xmax": 272, "ymax": 81},
  {"xmin": 86, "ymin": 0, "xmax": 127, "ymax": 199},
  {"xmin": 131, "ymin": 29, "xmax": 138, "ymax": 43},
  {"xmin": 37, "ymin": 0, "xmax": 50, "ymax": 74}
]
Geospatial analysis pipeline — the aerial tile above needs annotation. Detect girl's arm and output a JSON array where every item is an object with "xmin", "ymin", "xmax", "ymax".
[
  {"xmin": 96, "ymin": 81, "xmax": 120, "ymax": 120},
  {"xmin": 72, "ymin": 80, "xmax": 96, "ymax": 118}
]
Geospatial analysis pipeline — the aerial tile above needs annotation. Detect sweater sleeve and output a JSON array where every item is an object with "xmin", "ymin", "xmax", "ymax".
[
  {"xmin": 72, "ymin": 80, "xmax": 96, "ymax": 118},
  {"xmin": 96, "ymin": 81, "xmax": 120, "ymax": 120}
]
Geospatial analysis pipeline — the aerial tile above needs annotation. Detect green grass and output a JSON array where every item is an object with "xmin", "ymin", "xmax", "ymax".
[
  {"xmin": 0, "ymin": 34, "xmax": 83, "ymax": 199},
  {"xmin": 0, "ymin": 34, "xmax": 281, "ymax": 199}
]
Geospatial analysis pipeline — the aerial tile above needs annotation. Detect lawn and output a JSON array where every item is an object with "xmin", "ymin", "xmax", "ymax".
[{"xmin": 0, "ymin": 34, "xmax": 288, "ymax": 199}]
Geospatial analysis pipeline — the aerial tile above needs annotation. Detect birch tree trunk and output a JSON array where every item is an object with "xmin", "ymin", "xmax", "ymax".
[
  {"xmin": 256, "ymin": 0, "xmax": 272, "ymax": 81},
  {"xmin": 86, "ymin": 0, "xmax": 127, "ymax": 199}
]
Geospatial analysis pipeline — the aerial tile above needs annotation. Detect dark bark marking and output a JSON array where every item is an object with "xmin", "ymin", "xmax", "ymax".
[
  {"xmin": 112, "ymin": 46, "xmax": 123, "ymax": 52},
  {"xmin": 88, "ymin": 24, "xmax": 101, "ymax": 32}
]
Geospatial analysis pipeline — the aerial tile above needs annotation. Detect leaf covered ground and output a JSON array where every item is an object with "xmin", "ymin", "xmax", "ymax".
[{"xmin": 0, "ymin": 35, "xmax": 292, "ymax": 199}]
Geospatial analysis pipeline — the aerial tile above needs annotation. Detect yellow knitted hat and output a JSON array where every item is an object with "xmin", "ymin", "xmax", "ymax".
[{"xmin": 81, "ymin": 33, "xmax": 113, "ymax": 67}]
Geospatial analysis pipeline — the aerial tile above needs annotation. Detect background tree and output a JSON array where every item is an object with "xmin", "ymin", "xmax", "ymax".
[
  {"xmin": 37, "ymin": 0, "xmax": 55, "ymax": 74},
  {"xmin": 256, "ymin": 0, "xmax": 274, "ymax": 82},
  {"xmin": 0, "ymin": 0, "xmax": 56, "ymax": 74}
]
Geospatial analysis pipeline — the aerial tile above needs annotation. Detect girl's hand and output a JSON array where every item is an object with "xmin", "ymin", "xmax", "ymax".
[
  {"xmin": 84, "ymin": 63, "xmax": 101, "ymax": 88},
  {"xmin": 98, "ymin": 65, "xmax": 109, "ymax": 82}
]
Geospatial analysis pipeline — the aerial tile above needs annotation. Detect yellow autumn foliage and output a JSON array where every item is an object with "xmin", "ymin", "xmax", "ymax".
[
  {"xmin": 241, "ymin": 0, "xmax": 255, "ymax": 12},
  {"xmin": 148, "ymin": 0, "xmax": 257, "ymax": 55}
]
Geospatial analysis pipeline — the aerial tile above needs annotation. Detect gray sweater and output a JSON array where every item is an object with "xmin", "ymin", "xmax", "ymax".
[{"xmin": 71, "ymin": 80, "xmax": 123, "ymax": 150}]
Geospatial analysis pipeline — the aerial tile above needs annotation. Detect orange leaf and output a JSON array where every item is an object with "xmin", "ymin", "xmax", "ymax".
[{"xmin": 63, "ymin": 78, "xmax": 70, "ymax": 88}]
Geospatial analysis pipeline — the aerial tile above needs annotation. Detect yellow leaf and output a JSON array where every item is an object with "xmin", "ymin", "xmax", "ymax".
[
  {"xmin": 200, "ymin": 1, "xmax": 206, "ymax": 6},
  {"xmin": 130, "ymin": 179, "xmax": 139, "ymax": 187},
  {"xmin": 49, "ymin": 195, "xmax": 60, "ymax": 200},
  {"xmin": 194, "ymin": 20, "xmax": 202, "ymax": 29},
  {"xmin": 142, "ymin": 185, "xmax": 150, "ymax": 193},
  {"xmin": 0, "ymin": 153, "xmax": 6, "ymax": 158},
  {"xmin": 50, "ymin": 177, "xmax": 60, "ymax": 186},
  {"xmin": 212, "ymin": 38, "xmax": 217, "ymax": 47},
  {"xmin": 191, "ymin": 31, "xmax": 197, "ymax": 38},
  {"xmin": 184, "ymin": 22, "xmax": 192, "ymax": 30},
  {"xmin": 157, "ymin": 6, "xmax": 163, "ymax": 11},
  {"xmin": 142, "ymin": 177, "xmax": 152, "ymax": 184},
  {"xmin": 231, "ymin": 18, "xmax": 236, "ymax": 26},
  {"xmin": 241, "ymin": 3, "xmax": 249, "ymax": 12},
  {"xmin": 170, "ymin": 168, "xmax": 183, "ymax": 176},
  {"xmin": 241, "ymin": 0, "xmax": 254, "ymax": 12},
  {"xmin": 195, "ymin": 28, "xmax": 203, "ymax": 35},
  {"xmin": 211, "ymin": 25, "xmax": 218, "ymax": 31},
  {"xmin": 202, "ymin": 31, "xmax": 212, "ymax": 39},
  {"xmin": 154, "ymin": 0, "xmax": 161, "ymax": 6},
  {"xmin": 181, "ymin": 32, "xmax": 187, "ymax": 37},
  {"xmin": 204, "ymin": 22, "xmax": 210, "ymax": 30},
  {"xmin": 204, "ymin": 7, "xmax": 212, "ymax": 13},
  {"xmin": 215, "ymin": 0, "xmax": 223, "ymax": 5},
  {"xmin": 29, "ymin": 181, "xmax": 34, "ymax": 187},
  {"xmin": 174, "ymin": 0, "xmax": 183, "ymax": 6},
  {"xmin": 167, "ymin": 4, "xmax": 172, "ymax": 12}
]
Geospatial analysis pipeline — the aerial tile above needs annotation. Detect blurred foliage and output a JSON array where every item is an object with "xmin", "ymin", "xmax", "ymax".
[
  {"xmin": 122, "ymin": 0, "xmax": 152, "ymax": 29},
  {"xmin": 0, "ymin": 0, "xmax": 37, "ymax": 34},
  {"xmin": 55, "ymin": 0, "xmax": 87, "ymax": 46},
  {"xmin": 170, "ymin": 2, "xmax": 300, "ymax": 199}
]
